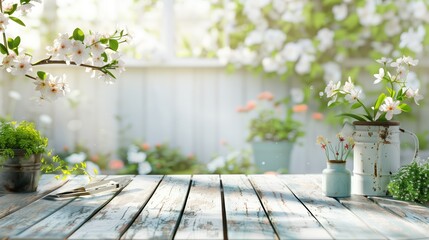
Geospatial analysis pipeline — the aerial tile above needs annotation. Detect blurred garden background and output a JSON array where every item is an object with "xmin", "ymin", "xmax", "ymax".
[{"xmin": 1, "ymin": 0, "xmax": 429, "ymax": 175}]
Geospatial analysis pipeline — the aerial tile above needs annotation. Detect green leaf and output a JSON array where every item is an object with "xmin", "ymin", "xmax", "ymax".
[
  {"xmin": 374, "ymin": 93, "xmax": 386, "ymax": 110},
  {"xmin": 109, "ymin": 39, "xmax": 119, "ymax": 51},
  {"xmin": 7, "ymin": 38, "xmax": 14, "ymax": 49},
  {"xmin": 351, "ymin": 102, "xmax": 361, "ymax": 109},
  {"xmin": 4, "ymin": 4, "xmax": 18, "ymax": 15},
  {"xmin": 0, "ymin": 43, "xmax": 7, "ymax": 54},
  {"xmin": 13, "ymin": 36, "xmax": 21, "ymax": 48},
  {"xmin": 37, "ymin": 71, "xmax": 47, "ymax": 80},
  {"xmin": 399, "ymin": 103, "xmax": 411, "ymax": 112},
  {"xmin": 72, "ymin": 28, "xmax": 85, "ymax": 41},
  {"xmin": 338, "ymin": 113, "xmax": 369, "ymax": 122},
  {"xmin": 9, "ymin": 16, "xmax": 25, "ymax": 27},
  {"xmin": 100, "ymin": 38, "xmax": 108, "ymax": 44},
  {"xmin": 101, "ymin": 52, "xmax": 108, "ymax": 62}
]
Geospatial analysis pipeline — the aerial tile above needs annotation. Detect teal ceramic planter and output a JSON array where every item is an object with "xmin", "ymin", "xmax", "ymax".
[
  {"xmin": 322, "ymin": 160, "xmax": 351, "ymax": 197},
  {"xmin": 251, "ymin": 141, "xmax": 293, "ymax": 173}
]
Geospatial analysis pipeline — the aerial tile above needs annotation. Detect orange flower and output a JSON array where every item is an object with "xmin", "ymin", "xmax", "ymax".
[
  {"xmin": 236, "ymin": 106, "xmax": 247, "ymax": 112},
  {"xmin": 293, "ymin": 104, "xmax": 308, "ymax": 113},
  {"xmin": 141, "ymin": 143, "xmax": 150, "ymax": 151},
  {"xmin": 109, "ymin": 159, "xmax": 124, "ymax": 170},
  {"xmin": 258, "ymin": 91, "xmax": 274, "ymax": 101},
  {"xmin": 245, "ymin": 100, "xmax": 257, "ymax": 111},
  {"xmin": 312, "ymin": 112, "xmax": 324, "ymax": 120},
  {"xmin": 90, "ymin": 155, "xmax": 99, "ymax": 162}
]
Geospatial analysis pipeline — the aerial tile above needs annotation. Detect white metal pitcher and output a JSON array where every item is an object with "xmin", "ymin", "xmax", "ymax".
[{"xmin": 345, "ymin": 121, "xmax": 418, "ymax": 196}]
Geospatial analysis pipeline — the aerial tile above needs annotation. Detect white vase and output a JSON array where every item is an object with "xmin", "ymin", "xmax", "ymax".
[
  {"xmin": 351, "ymin": 121, "xmax": 418, "ymax": 196},
  {"xmin": 322, "ymin": 160, "xmax": 351, "ymax": 197}
]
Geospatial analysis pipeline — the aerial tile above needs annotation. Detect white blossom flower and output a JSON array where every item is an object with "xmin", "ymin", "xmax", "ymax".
[
  {"xmin": 128, "ymin": 151, "xmax": 147, "ymax": 164},
  {"xmin": 373, "ymin": 68, "xmax": 385, "ymax": 84},
  {"xmin": 281, "ymin": 1, "xmax": 305, "ymax": 23},
  {"xmin": 317, "ymin": 28, "xmax": 334, "ymax": 51},
  {"xmin": 402, "ymin": 56, "xmax": 419, "ymax": 66},
  {"xmin": 295, "ymin": 53, "xmax": 314, "ymax": 75},
  {"xmin": 47, "ymin": 33, "xmax": 72, "ymax": 60},
  {"xmin": 332, "ymin": 4, "xmax": 347, "ymax": 21},
  {"xmin": 376, "ymin": 57, "xmax": 393, "ymax": 65},
  {"xmin": 66, "ymin": 152, "xmax": 87, "ymax": 164},
  {"xmin": 0, "ymin": 12, "xmax": 9, "ymax": 33},
  {"xmin": 342, "ymin": 77, "xmax": 355, "ymax": 93},
  {"xmin": 400, "ymin": 26, "xmax": 425, "ymax": 53},
  {"xmin": 384, "ymin": 18, "xmax": 401, "ymax": 37},
  {"xmin": 86, "ymin": 161, "xmax": 101, "ymax": 176},
  {"xmin": 207, "ymin": 156, "xmax": 226, "ymax": 172},
  {"xmin": 2, "ymin": 52, "xmax": 16, "ymax": 71},
  {"xmin": 344, "ymin": 88, "xmax": 363, "ymax": 104},
  {"xmin": 357, "ymin": 1, "xmax": 381, "ymax": 26},
  {"xmin": 138, "ymin": 161, "xmax": 152, "ymax": 175},
  {"xmin": 281, "ymin": 42, "xmax": 301, "ymax": 62},
  {"xmin": 10, "ymin": 54, "xmax": 33, "ymax": 76},
  {"xmin": 262, "ymin": 56, "xmax": 281, "ymax": 73},
  {"xmin": 405, "ymin": 88, "xmax": 423, "ymax": 105},
  {"xmin": 34, "ymin": 74, "xmax": 69, "ymax": 101},
  {"xmin": 70, "ymin": 41, "xmax": 90, "ymax": 65},
  {"xmin": 325, "ymin": 80, "xmax": 341, "ymax": 106},
  {"xmin": 245, "ymin": 30, "xmax": 264, "ymax": 46},
  {"xmin": 85, "ymin": 32, "xmax": 106, "ymax": 57},
  {"xmin": 263, "ymin": 29, "xmax": 287, "ymax": 52},
  {"xmin": 379, "ymin": 97, "xmax": 401, "ymax": 120}
]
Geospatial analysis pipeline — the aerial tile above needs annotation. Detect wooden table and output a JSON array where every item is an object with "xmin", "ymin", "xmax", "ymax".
[{"xmin": 0, "ymin": 174, "xmax": 428, "ymax": 239}]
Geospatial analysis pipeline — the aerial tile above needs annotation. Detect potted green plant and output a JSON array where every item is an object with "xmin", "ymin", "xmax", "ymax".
[
  {"xmin": 0, "ymin": 120, "xmax": 86, "ymax": 192},
  {"xmin": 238, "ymin": 92, "xmax": 304, "ymax": 173}
]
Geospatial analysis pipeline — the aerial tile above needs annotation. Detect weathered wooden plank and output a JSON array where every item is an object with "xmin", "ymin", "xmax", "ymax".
[
  {"xmin": 248, "ymin": 175, "xmax": 332, "ymax": 239},
  {"xmin": 122, "ymin": 175, "xmax": 191, "ymax": 239},
  {"xmin": 338, "ymin": 195, "xmax": 429, "ymax": 239},
  {"xmin": 0, "ymin": 174, "xmax": 68, "ymax": 219},
  {"xmin": 221, "ymin": 175, "xmax": 276, "ymax": 239},
  {"xmin": 280, "ymin": 175, "xmax": 385, "ymax": 240},
  {"xmin": 369, "ymin": 196, "xmax": 429, "ymax": 233},
  {"xmin": 0, "ymin": 175, "xmax": 102, "ymax": 237},
  {"xmin": 14, "ymin": 175, "xmax": 134, "ymax": 239},
  {"xmin": 68, "ymin": 175, "xmax": 163, "ymax": 239},
  {"xmin": 174, "ymin": 175, "xmax": 223, "ymax": 240}
]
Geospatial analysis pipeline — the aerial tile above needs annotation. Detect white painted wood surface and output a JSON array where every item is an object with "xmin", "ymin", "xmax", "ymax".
[
  {"xmin": 69, "ymin": 175, "xmax": 162, "ymax": 239},
  {"xmin": 14, "ymin": 175, "xmax": 128, "ymax": 239},
  {"xmin": 0, "ymin": 174, "xmax": 67, "ymax": 218},
  {"xmin": 0, "ymin": 175, "xmax": 96, "ymax": 237},
  {"xmin": 221, "ymin": 175, "xmax": 276, "ymax": 239},
  {"xmin": 0, "ymin": 66, "xmax": 330, "ymax": 174},
  {"xmin": 279, "ymin": 175, "xmax": 385, "ymax": 239},
  {"xmin": 248, "ymin": 175, "xmax": 331, "ymax": 239},
  {"xmin": 123, "ymin": 175, "xmax": 191, "ymax": 239},
  {"xmin": 0, "ymin": 174, "xmax": 428, "ymax": 239},
  {"xmin": 174, "ymin": 174, "xmax": 224, "ymax": 240}
]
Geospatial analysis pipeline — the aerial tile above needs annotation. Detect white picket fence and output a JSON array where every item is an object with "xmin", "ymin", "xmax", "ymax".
[{"xmin": 4, "ymin": 59, "xmax": 424, "ymax": 173}]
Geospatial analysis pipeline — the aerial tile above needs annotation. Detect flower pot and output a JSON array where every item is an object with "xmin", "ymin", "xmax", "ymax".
[
  {"xmin": 251, "ymin": 141, "xmax": 293, "ymax": 172},
  {"xmin": 0, "ymin": 150, "xmax": 42, "ymax": 193},
  {"xmin": 322, "ymin": 160, "xmax": 351, "ymax": 197}
]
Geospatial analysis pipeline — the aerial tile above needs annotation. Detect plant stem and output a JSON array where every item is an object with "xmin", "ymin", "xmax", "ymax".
[
  {"xmin": 32, "ymin": 58, "xmax": 104, "ymax": 71},
  {"xmin": 0, "ymin": 1, "xmax": 9, "ymax": 55},
  {"xmin": 357, "ymin": 99, "xmax": 373, "ymax": 121}
]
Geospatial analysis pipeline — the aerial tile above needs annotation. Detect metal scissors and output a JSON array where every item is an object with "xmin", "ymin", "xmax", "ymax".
[{"xmin": 44, "ymin": 176, "xmax": 132, "ymax": 200}]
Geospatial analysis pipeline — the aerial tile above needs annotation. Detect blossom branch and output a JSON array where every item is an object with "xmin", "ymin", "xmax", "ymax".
[{"xmin": 32, "ymin": 58, "xmax": 105, "ymax": 72}]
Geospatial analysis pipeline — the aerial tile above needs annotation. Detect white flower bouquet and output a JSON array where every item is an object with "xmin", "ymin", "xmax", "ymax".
[{"xmin": 322, "ymin": 56, "xmax": 423, "ymax": 122}]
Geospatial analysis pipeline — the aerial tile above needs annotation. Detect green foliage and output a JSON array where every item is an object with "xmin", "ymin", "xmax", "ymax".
[
  {"xmin": 207, "ymin": 148, "xmax": 255, "ymax": 174},
  {"xmin": 72, "ymin": 28, "xmax": 85, "ymax": 42},
  {"xmin": 0, "ymin": 121, "xmax": 48, "ymax": 158},
  {"xmin": 119, "ymin": 143, "xmax": 203, "ymax": 174},
  {"xmin": 247, "ymin": 109, "xmax": 304, "ymax": 142},
  {"xmin": 388, "ymin": 160, "xmax": 429, "ymax": 204},
  {"xmin": 0, "ymin": 120, "xmax": 88, "ymax": 179}
]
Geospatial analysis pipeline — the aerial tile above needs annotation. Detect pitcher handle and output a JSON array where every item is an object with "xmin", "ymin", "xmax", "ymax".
[{"xmin": 400, "ymin": 128, "xmax": 419, "ymax": 160}]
